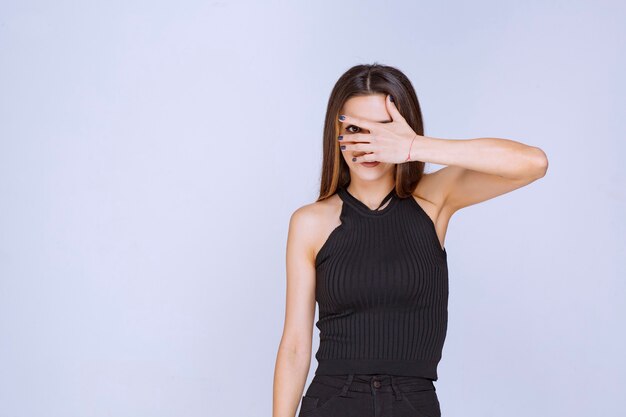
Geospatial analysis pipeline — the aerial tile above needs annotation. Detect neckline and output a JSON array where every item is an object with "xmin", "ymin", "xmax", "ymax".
[{"xmin": 338, "ymin": 185, "xmax": 398, "ymax": 217}]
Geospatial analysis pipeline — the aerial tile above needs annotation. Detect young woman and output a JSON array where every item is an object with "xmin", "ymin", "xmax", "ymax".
[{"xmin": 273, "ymin": 64, "xmax": 548, "ymax": 417}]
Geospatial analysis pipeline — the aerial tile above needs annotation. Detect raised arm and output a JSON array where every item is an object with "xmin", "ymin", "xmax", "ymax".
[{"xmin": 413, "ymin": 136, "xmax": 548, "ymax": 216}]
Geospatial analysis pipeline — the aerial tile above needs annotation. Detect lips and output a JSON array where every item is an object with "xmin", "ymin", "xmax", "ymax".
[{"xmin": 360, "ymin": 161, "xmax": 380, "ymax": 167}]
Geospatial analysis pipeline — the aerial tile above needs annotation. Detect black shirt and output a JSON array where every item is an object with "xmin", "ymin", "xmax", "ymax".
[{"xmin": 314, "ymin": 185, "xmax": 448, "ymax": 380}]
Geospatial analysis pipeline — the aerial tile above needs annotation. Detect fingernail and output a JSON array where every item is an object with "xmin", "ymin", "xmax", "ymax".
[
  {"xmin": 340, "ymin": 145, "xmax": 346, "ymax": 150},
  {"xmin": 352, "ymin": 157, "xmax": 356, "ymax": 162},
  {"xmin": 338, "ymin": 115, "xmax": 345, "ymax": 121},
  {"xmin": 389, "ymin": 95, "xmax": 394, "ymax": 102},
  {"xmin": 338, "ymin": 135, "xmax": 343, "ymax": 140}
]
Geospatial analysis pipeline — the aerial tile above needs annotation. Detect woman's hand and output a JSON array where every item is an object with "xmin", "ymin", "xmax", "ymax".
[{"xmin": 338, "ymin": 94, "xmax": 424, "ymax": 164}]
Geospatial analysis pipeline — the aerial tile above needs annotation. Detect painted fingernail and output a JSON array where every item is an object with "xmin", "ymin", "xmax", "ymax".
[
  {"xmin": 340, "ymin": 145, "xmax": 346, "ymax": 150},
  {"xmin": 338, "ymin": 135, "xmax": 343, "ymax": 140},
  {"xmin": 338, "ymin": 115, "xmax": 345, "ymax": 121},
  {"xmin": 390, "ymin": 95, "xmax": 394, "ymax": 102},
  {"xmin": 352, "ymin": 157, "xmax": 356, "ymax": 162}
]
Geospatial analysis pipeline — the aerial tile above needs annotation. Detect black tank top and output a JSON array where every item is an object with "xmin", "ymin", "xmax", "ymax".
[{"xmin": 314, "ymin": 185, "xmax": 448, "ymax": 380}]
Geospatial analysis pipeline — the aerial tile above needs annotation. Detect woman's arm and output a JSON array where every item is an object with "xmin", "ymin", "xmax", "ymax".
[
  {"xmin": 412, "ymin": 136, "xmax": 549, "ymax": 213},
  {"xmin": 273, "ymin": 206, "xmax": 319, "ymax": 417},
  {"xmin": 336, "ymin": 97, "xmax": 548, "ymax": 215}
]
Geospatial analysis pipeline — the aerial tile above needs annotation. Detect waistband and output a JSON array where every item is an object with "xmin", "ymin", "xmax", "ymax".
[
  {"xmin": 314, "ymin": 358, "xmax": 439, "ymax": 379},
  {"xmin": 311, "ymin": 373, "xmax": 435, "ymax": 401}
]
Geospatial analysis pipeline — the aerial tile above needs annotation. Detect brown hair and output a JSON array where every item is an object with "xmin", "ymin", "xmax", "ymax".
[{"xmin": 317, "ymin": 63, "xmax": 426, "ymax": 201}]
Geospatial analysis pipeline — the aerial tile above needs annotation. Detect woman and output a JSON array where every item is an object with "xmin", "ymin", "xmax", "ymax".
[{"xmin": 273, "ymin": 64, "xmax": 548, "ymax": 417}]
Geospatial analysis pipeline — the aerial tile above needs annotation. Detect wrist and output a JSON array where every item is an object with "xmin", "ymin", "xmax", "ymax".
[
  {"xmin": 409, "ymin": 135, "xmax": 432, "ymax": 162},
  {"xmin": 404, "ymin": 134, "xmax": 417, "ymax": 162}
]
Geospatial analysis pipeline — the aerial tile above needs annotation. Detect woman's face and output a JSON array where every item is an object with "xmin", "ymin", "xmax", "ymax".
[{"xmin": 339, "ymin": 94, "xmax": 395, "ymax": 181}]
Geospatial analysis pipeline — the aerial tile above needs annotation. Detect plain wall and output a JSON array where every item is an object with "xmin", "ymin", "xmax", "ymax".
[{"xmin": 1, "ymin": 1, "xmax": 624, "ymax": 416}]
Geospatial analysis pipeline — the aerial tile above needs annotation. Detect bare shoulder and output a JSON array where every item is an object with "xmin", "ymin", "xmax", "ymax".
[
  {"xmin": 412, "ymin": 169, "xmax": 458, "ymax": 249},
  {"xmin": 289, "ymin": 193, "xmax": 343, "ymax": 263},
  {"xmin": 412, "ymin": 167, "xmax": 463, "ymax": 217}
]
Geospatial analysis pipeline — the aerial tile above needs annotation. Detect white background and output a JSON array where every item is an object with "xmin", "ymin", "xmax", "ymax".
[{"xmin": 1, "ymin": 1, "xmax": 624, "ymax": 416}]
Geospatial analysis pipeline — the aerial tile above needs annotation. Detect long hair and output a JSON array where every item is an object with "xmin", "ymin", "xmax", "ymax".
[{"xmin": 317, "ymin": 63, "xmax": 426, "ymax": 201}]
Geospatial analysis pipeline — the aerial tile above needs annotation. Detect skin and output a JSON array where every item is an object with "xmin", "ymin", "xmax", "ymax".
[{"xmin": 273, "ymin": 93, "xmax": 549, "ymax": 417}]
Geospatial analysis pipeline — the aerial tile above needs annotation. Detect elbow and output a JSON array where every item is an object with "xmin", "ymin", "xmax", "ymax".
[{"xmin": 529, "ymin": 146, "xmax": 549, "ymax": 180}]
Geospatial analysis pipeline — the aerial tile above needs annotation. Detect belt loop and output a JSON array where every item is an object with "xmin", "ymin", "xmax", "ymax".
[
  {"xmin": 340, "ymin": 374, "xmax": 355, "ymax": 397},
  {"xmin": 389, "ymin": 375, "xmax": 403, "ymax": 400}
]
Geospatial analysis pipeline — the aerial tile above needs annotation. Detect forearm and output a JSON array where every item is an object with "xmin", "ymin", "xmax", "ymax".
[
  {"xmin": 412, "ymin": 136, "xmax": 548, "ymax": 180},
  {"xmin": 273, "ymin": 345, "xmax": 311, "ymax": 417}
]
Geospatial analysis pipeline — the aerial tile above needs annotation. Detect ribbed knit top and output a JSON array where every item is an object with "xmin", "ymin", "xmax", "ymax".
[{"xmin": 313, "ymin": 184, "xmax": 449, "ymax": 381}]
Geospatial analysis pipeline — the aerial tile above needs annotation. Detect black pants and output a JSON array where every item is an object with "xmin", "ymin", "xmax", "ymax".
[{"xmin": 298, "ymin": 374, "xmax": 441, "ymax": 417}]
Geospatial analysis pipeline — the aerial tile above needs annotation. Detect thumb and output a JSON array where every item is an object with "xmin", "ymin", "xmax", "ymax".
[{"xmin": 386, "ymin": 94, "xmax": 406, "ymax": 122}]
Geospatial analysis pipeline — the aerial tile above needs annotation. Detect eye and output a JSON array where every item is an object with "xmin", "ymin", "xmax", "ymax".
[{"xmin": 346, "ymin": 125, "xmax": 360, "ymax": 133}]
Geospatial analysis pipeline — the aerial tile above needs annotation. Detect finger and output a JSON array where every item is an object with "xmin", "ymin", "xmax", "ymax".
[
  {"xmin": 385, "ymin": 94, "xmax": 406, "ymax": 122},
  {"xmin": 352, "ymin": 152, "xmax": 377, "ymax": 163},
  {"xmin": 338, "ymin": 114, "xmax": 376, "ymax": 132},
  {"xmin": 339, "ymin": 142, "xmax": 373, "ymax": 153},
  {"xmin": 338, "ymin": 132, "xmax": 371, "ymax": 144}
]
